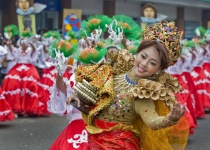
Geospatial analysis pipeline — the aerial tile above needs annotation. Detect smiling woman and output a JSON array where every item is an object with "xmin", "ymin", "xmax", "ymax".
[
  {"xmin": 62, "ymin": 20, "xmax": 190, "ymax": 150},
  {"xmin": 131, "ymin": 40, "xmax": 170, "ymax": 79}
]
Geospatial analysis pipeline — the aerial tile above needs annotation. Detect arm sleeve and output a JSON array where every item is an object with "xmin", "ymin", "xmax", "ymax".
[
  {"xmin": 135, "ymin": 99, "xmax": 177, "ymax": 130},
  {"xmin": 47, "ymin": 77, "xmax": 75, "ymax": 114}
]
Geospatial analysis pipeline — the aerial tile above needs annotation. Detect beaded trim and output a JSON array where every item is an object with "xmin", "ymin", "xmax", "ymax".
[{"xmin": 125, "ymin": 74, "xmax": 138, "ymax": 85}]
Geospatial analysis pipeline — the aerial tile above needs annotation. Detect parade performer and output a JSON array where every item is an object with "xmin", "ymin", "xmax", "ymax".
[
  {"xmin": 64, "ymin": 20, "xmax": 189, "ymax": 149},
  {"xmin": 1, "ymin": 30, "xmax": 42, "ymax": 116},
  {"xmin": 0, "ymin": 46, "xmax": 15, "ymax": 121},
  {"xmin": 49, "ymin": 15, "xmax": 112, "ymax": 150},
  {"xmin": 1, "ymin": 25, "xmax": 19, "ymax": 82}
]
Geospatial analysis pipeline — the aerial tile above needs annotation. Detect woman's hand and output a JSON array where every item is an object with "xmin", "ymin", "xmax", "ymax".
[
  {"xmin": 167, "ymin": 102, "xmax": 186, "ymax": 122},
  {"xmin": 66, "ymin": 94, "xmax": 81, "ymax": 108}
]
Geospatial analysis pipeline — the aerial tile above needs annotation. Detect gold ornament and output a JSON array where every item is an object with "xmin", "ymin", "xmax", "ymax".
[{"xmin": 142, "ymin": 21, "xmax": 182, "ymax": 65}]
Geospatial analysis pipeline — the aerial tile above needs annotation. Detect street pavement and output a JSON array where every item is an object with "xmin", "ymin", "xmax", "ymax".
[
  {"xmin": 0, "ymin": 115, "xmax": 68, "ymax": 150},
  {"xmin": 0, "ymin": 112, "xmax": 210, "ymax": 150},
  {"xmin": 185, "ymin": 111, "xmax": 210, "ymax": 150}
]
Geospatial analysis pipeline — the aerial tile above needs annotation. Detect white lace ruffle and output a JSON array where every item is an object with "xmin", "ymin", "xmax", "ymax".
[
  {"xmin": 63, "ymin": 77, "xmax": 75, "ymax": 98},
  {"xmin": 42, "ymin": 73, "xmax": 55, "ymax": 82},
  {"xmin": 204, "ymin": 70, "xmax": 210, "ymax": 77},
  {"xmin": 181, "ymin": 75, "xmax": 188, "ymax": 84},
  {"xmin": 47, "ymin": 82, "xmax": 67, "ymax": 115},
  {"xmin": 5, "ymin": 75, "xmax": 38, "ymax": 83},
  {"xmin": 37, "ymin": 82, "xmax": 50, "ymax": 90},
  {"xmin": 3, "ymin": 88, "xmax": 38, "ymax": 97},
  {"xmin": 194, "ymin": 79, "xmax": 210, "ymax": 85},
  {"xmin": 0, "ymin": 110, "xmax": 11, "ymax": 116},
  {"xmin": 5, "ymin": 75, "xmax": 21, "ymax": 81},
  {"xmin": 50, "ymin": 69, "xmax": 57, "ymax": 75},
  {"xmin": 47, "ymin": 75, "xmax": 82, "ymax": 122},
  {"xmin": 3, "ymin": 89, "xmax": 21, "ymax": 95},
  {"xmin": 0, "ymin": 94, "xmax": 5, "ymax": 100},
  {"xmin": 190, "ymin": 71, "xmax": 199, "ymax": 78},
  {"xmin": 16, "ymin": 65, "xmax": 30, "ymax": 71},
  {"xmin": 25, "ymin": 88, "xmax": 38, "ymax": 97},
  {"xmin": 47, "ymin": 77, "xmax": 75, "ymax": 115},
  {"xmin": 22, "ymin": 76, "xmax": 37, "ymax": 82},
  {"xmin": 197, "ymin": 90, "xmax": 210, "ymax": 98}
]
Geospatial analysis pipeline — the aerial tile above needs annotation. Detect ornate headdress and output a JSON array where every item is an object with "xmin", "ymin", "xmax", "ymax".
[
  {"xmin": 49, "ymin": 39, "xmax": 78, "ymax": 58},
  {"xmin": 194, "ymin": 26, "xmax": 206, "ymax": 37},
  {"xmin": 142, "ymin": 21, "xmax": 182, "ymax": 65},
  {"xmin": 4, "ymin": 24, "xmax": 19, "ymax": 40},
  {"xmin": 81, "ymin": 15, "xmax": 112, "ymax": 35},
  {"xmin": 42, "ymin": 31, "xmax": 61, "ymax": 40}
]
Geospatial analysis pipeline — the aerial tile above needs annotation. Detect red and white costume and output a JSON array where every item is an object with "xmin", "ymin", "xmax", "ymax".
[
  {"xmin": 0, "ymin": 87, "xmax": 15, "ymax": 121},
  {"xmin": 201, "ymin": 45, "xmax": 210, "ymax": 109},
  {"xmin": 1, "ymin": 46, "xmax": 42, "ymax": 115},
  {"xmin": 48, "ymin": 74, "xmax": 87, "ymax": 150},
  {"xmin": 0, "ymin": 46, "xmax": 15, "ymax": 121},
  {"xmin": 1, "ymin": 45, "xmax": 17, "ymax": 75},
  {"xmin": 166, "ymin": 58, "xmax": 197, "ymax": 134}
]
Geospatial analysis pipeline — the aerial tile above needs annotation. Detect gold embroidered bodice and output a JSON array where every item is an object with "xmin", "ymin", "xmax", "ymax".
[
  {"xmin": 95, "ymin": 72, "xmax": 182, "ymax": 129},
  {"xmin": 96, "ymin": 73, "xmax": 139, "ymax": 125}
]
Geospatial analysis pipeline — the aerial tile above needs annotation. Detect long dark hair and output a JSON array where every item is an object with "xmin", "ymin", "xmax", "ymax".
[{"xmin": 136, "ymin": 39, "xmax": 170, "ymax": 70}]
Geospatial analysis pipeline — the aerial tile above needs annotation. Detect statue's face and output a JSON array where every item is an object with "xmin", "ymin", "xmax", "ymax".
[
  {"xmin": 18, "ymin": 0, "xmax": 30, "ymax": 12},
  {"xmin": 143, "ymin": 7, "xmax": 155, "ymax": 19}
]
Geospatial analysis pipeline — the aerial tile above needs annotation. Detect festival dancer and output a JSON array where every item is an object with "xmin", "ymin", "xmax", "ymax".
[
  {"xmin": 65, "ymin": 20, "xmax": 189, "ymax": 150},
  {"xmin": 1, "ymin": 30, "xmax": 42, "ymax": 116}
]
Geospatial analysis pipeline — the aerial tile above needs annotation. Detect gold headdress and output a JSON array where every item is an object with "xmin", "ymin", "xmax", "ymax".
[{"xmin": 142, "ymin": 21, "xmax": 182, "ymax": 65}]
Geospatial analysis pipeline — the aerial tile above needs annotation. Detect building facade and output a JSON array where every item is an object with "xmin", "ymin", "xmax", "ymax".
[{"xmin": 1, "ymin": 0, "xmax": 210, "ymax": 39}]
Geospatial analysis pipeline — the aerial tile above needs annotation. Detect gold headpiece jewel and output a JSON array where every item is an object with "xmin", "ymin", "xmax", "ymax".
[{"xmin": 142, "ymin": 21, "xmax": 182, "ymax": 65}]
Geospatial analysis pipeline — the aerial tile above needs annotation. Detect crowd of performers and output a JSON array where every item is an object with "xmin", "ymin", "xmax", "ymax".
[
  {"xmin": 0, "ymin": 15, "xmax": 210, "ymax": 149},
  {"xmin": 0, "ymin": 25, "xmax": 65, "ymax": 120}
]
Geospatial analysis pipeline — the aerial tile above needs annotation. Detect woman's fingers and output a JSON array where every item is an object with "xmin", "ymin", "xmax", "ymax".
[
  {"xmin": 169, "ymin": 103, "xmax": 185, "ymax": 121},
  {"xmin": 66, "ymin": 96, "xmax": 73, "ymax": 105},
  {"xmin": 66, "ymin": 95, "xmax": 80, "ymax": 108},
  {"xmin": 73, "ymin": 96, "xmax": 81, "ymax": 108}
]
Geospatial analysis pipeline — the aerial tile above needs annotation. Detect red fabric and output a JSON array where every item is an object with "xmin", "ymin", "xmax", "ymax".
[
  {"xmin": 191, "ymin": 67, "xmax": 207, "ymax": 112},
  {"xmin": 87, "ymin": 119, "xmax": 141, "ymax": 150},
  {"xmin": 38, "ymin": 68, "xmax": 73, "ymax": 115},
  {"xmin": 172, "ymin": 74, "xmax": 197, "ymax": 135},
  {"xmin": 38, "ymin": 66, "xmax": 56, "ymax": 115},
  {"xmin": 0, "ymin": 88, "xmax": 15, "ymax": 122},
  {"xmin": 202, "ymin": 62, "xmax": 210, "ymax": 109},
  {"xmin": 94, "ymin": 119, "xmax": 118, "ymax": 129},
  {"xmin": 182, "ymin": 72, "xmax": 205, "ymax": 118},
  {"xmin": 2, "ymin": 63, "xmax": 41, "ymax": 115},
  {"xmin": 50, "ymin": 119, "xmax": 87, "ymax": 150}
]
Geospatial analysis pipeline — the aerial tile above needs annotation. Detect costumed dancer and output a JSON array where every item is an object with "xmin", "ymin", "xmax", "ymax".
[
  {"xmin": 36, "ymin": 31, "xmax": 61, "ymax": 115},
  {"xmin": 179, "ymin": 40, "xmax": 206, "ymax": 119},
  {"xmin": 190, "ymin": 39, "xmax": 208, "ymax": 116},
  {"xmin": 203, "ymin": 30, "xmax": 210, "ymax": 109},
  {"xmin": 190, "ymin": 26, "xmax": 209, "ymax": 113},
  {"xmin": 48, "ymin": 15, "xmax": 112, "ymax": 150},
  {"xmin": 39, "ymin": 30, "xmax": 61, "ymax": 81},
  {"xmin": 0, "ymin": 45, "xmax": 16, "ymax": 121},
  {"xmin": 65, "ymin": 20, "xmax": 189, "ymax": 149},
  {"xmin": 166, "ymin": 54, "xmax": 197, "ymax": 135},
  {"xmin": 1, "ymin": 30, "xmax": 41, "ymax": 116},
  {"xmin": 0, "ymin": 25, "xmax": 19, "ymax": 82}
]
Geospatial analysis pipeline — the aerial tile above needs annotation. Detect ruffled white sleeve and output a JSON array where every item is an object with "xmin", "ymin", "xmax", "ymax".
[{"xmin": 47, "ymin": 74, "xmax": 82, "ymax": 122}]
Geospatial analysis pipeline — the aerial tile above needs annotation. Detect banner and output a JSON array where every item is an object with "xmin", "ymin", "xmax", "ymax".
[
  {"xmin": 16, "ymin": 0, "xmax": 36, "ymax": 34},
  {"xmin": 63, "ymin": 9, "xmax": 82, "ymax": 69},
  {"xmin": 63, "ymin": 9, "xmax": 82, "ymax": 40}
]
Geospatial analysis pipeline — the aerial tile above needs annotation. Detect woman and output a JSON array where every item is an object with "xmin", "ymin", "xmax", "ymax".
[
  {"xmin": 62, "ymin": 21, "xmax": 189, "ymax": 150},
  {"xmin": 1, "ymin": 31, "xmax": 42, "ymax": 116}
]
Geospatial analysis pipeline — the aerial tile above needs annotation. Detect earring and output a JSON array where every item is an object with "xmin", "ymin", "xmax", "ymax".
[{"xmin": 149, "ymin": 71, "xmax": 161, "ymax": 80}]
